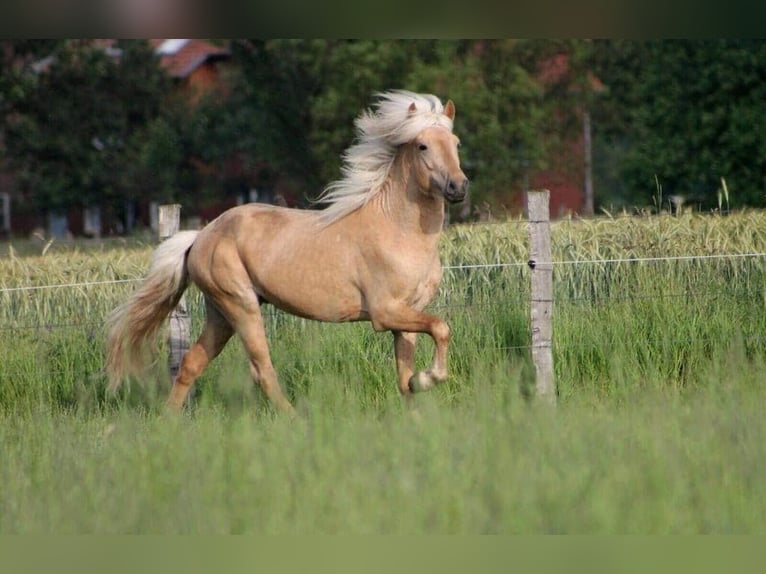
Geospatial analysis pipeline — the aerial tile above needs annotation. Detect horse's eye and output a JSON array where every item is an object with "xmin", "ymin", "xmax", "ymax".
[{"xmin": 418, "ymin": 144, "xmax": 428, "ymax": 151}]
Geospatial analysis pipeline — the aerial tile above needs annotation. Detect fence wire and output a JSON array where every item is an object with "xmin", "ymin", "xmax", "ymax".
[
  {"xmin": 1, "ymin": 251, "xmax": 765, "ymax": 361},
  {"xmin": 1, "ymin": 250, "xmax": 765, "ymax": 295},
  {"xmin": 0, "ymin": 285, "xmax": 756, "ymax": 335}
]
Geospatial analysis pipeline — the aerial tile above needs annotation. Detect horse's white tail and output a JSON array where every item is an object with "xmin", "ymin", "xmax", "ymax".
[{"xmin": 105, "ymin": 230, "xmax": 199, "ymax": 392}]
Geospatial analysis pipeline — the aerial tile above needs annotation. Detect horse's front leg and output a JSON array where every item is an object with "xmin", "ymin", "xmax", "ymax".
[
  {"xmin": 407, "ymin": 317, "xmax": 450, "ymax": 393},
  {"xmin": 373, "ymin": 305, "xmax": 451, "ymax": 393}
]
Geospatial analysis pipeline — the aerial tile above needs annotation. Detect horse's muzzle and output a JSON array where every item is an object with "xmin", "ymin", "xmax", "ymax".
[{"xmin": 444, "ymin": 177, "xmax": 469, "ymax": 203}]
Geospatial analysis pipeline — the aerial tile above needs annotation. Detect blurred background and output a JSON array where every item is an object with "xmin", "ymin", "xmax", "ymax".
[{"xmin": 2, "ymin": 39, "xmax": 765, "ymax": 238}]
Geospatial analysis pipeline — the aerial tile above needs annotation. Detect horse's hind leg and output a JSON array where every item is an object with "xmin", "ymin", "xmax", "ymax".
[
  {"xmin": 217, "ymin": 297, "xmax": 295, "ymax": 415},
  {"xmin": 166, "ymin": 301, "xmax": 233, "ymax": 411},
  {"xmin": 393, "ymin": 331, "xmax": 418, "ymax": 396},
  {"xmin": 241, "ymin": 318, "xmax": 295, "ymax": 415}
]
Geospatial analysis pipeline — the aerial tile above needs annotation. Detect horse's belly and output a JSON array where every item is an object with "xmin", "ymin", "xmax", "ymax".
[
  {"xmin": 257, "ymin": 278, "xmax": 367, "ymax": 323},
  {"xmin": 256, "ymin": 265, "xmax": 437, "ymax": 322}
]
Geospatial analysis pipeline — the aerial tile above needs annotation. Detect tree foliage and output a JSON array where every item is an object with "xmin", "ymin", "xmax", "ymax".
[
  {"xmin": 3, "ymin": 40, "xmax": 170, "ymax": 211},
  {"xmin": 229, "ymin": 39, "xmax": 561, "ymax": 212},
  {"xmin": 5, "ymin": 39, "xmax": 766, "ymax": 232},
  {"xmin": 590, "ymin": 39, "xmax": 766, "ymax": 209}
]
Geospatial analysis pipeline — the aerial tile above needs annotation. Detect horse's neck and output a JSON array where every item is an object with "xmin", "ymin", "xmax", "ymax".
[{"xmin": 371, "ymin": 159, "xmax": 445, "ymax": 238}]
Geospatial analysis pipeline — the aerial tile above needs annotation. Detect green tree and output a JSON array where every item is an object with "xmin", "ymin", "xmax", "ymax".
[
  {"xmin": 3, "ymin": 39, "xmax": 642, "ymax": 225},
  {"xmin": 3, "ymin": 40, "xmax": 169, "ymax": 212},
  {"xmin": 227, "ymin": 39, "xmax": 327, "ymax": 197},
  {"xmin": 229, "ymin": 39, "xmax": 555, "ymax": 213},
  {"xmin": 307, "ymin": 40, "xmax": 414, "ymax": 187},
  {"xmin": 0, "ymin": 41, "xmax": 61, "ymax": 118},
  {"xmin": 590, "ymin": 40, "xmax": 766, "ymax": 210}
]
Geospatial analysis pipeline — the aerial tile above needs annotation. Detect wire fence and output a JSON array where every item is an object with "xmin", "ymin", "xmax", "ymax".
[
  {"xmin": 1, "ymin": 251, "xmax": 765, "ymax": 341},
  {"xmin": 2, "ymin": 250, "xmax": 765, "ymax": 294},
  {"xmin": 5, "ymin": 201, "xmax": 766, "ymax": 410},
  {"xmin": 2, "ymin": 254, "xmax": 765, "ymax": 400},
  {"xmin": 0, "ymin": 278, "xmax": 138, "ymax": 294}
]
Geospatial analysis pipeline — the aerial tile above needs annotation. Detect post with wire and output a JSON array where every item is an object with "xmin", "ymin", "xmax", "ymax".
[
  {"xmin": 526, "ymin": 190, "xmax": 556, "ymax": 404},
  {"xmin": 158, "ymin": 204, "xmax": 191, "ymax": 393}
]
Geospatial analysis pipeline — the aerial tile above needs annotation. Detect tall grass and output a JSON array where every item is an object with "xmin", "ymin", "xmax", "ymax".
[
  {"xmin": 1, "ymin": 367, "xmax": 764, "ymax": 533},
  {"xmin": 1, "ymin": 211, "xmax": 766, "ymax": 532},
  {"xmin": 2, "ymin": 211, "xmax": 765, "ymax": 408}
]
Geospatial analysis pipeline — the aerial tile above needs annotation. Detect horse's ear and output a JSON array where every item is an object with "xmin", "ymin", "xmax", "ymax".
[
  {"xmin": 408, "ymin": 102, "xmax": 417, "ymax": 114},
  {"xmin": 444, "ymin": 99, "xmax": 456, "ymax": 121}
]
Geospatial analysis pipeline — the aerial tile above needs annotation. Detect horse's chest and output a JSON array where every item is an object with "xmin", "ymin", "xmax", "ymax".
[{"xmin": 407, "ymin": 265, "xmax": 442, "ymax": 309}]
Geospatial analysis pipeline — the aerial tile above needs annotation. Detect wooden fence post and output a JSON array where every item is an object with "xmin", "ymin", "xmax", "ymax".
[
  {"xmin": 158, "ymin": 204, "xmax": 191, "ymax": 389},
  {"xmin": 527, "ymin": 190, "xmax": 557, "ymax": 404}
]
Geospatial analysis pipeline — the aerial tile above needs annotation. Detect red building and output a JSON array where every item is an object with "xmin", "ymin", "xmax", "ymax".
[
  {"xmin": 525, "ymin": 53, "xmax": 603, "ymax": 218},
  {"xmin": 151, "ymin": 39, "xmax": 230, "ymax": 100}
]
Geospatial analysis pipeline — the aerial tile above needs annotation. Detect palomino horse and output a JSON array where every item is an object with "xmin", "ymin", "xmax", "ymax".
[{"xmin": 105, "ymin": 90, "xmax": 468, "ymax": 413}]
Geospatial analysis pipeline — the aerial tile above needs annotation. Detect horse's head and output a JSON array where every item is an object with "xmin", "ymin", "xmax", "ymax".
[
  {"xmin": 407, "ymin": 100, "xmax": 469, "ymax": 204},
  {"xmin": 316, "ymin": 91, "xmax": 470, "ymax": 225}
]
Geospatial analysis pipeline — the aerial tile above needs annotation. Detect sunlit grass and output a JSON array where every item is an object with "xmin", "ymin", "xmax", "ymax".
[{"xmin": 1, "ymin": 365, "xmax": 764, "ymax": 534}]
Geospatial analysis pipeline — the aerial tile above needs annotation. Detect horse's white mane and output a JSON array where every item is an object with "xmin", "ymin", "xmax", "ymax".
[{"xmin": 316, "ymin": 90, "xmax": 454, "ymax": 225}]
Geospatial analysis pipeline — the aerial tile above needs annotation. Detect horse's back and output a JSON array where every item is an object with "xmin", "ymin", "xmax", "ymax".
[{"xmin": 188, "ymin": 203, "xmax": 367, "ymax": 322}]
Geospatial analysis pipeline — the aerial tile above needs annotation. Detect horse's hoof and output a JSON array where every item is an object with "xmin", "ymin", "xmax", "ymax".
[{"xmin": 408, "ymin": 371, "xmax": 435, "ymax": 393}]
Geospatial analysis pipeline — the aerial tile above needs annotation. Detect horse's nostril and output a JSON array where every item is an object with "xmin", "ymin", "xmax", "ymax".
[{"xmin": 448, "ymin": 178, "xmax": 467, "ymax": 192}]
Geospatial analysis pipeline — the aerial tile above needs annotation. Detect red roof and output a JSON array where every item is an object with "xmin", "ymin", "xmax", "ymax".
[
  {"xmin": 150, "ymin": 39, "xmax": 230, "ymax": 78},
  {"xmin": 32, "ymin": 40, "xmax": 231, "ymax": 79}
]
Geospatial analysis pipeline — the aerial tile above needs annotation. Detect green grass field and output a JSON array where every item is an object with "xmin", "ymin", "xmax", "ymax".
[{"xmin": 1, "ymin": 211, "xmax": 765, "ymax": 533}]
